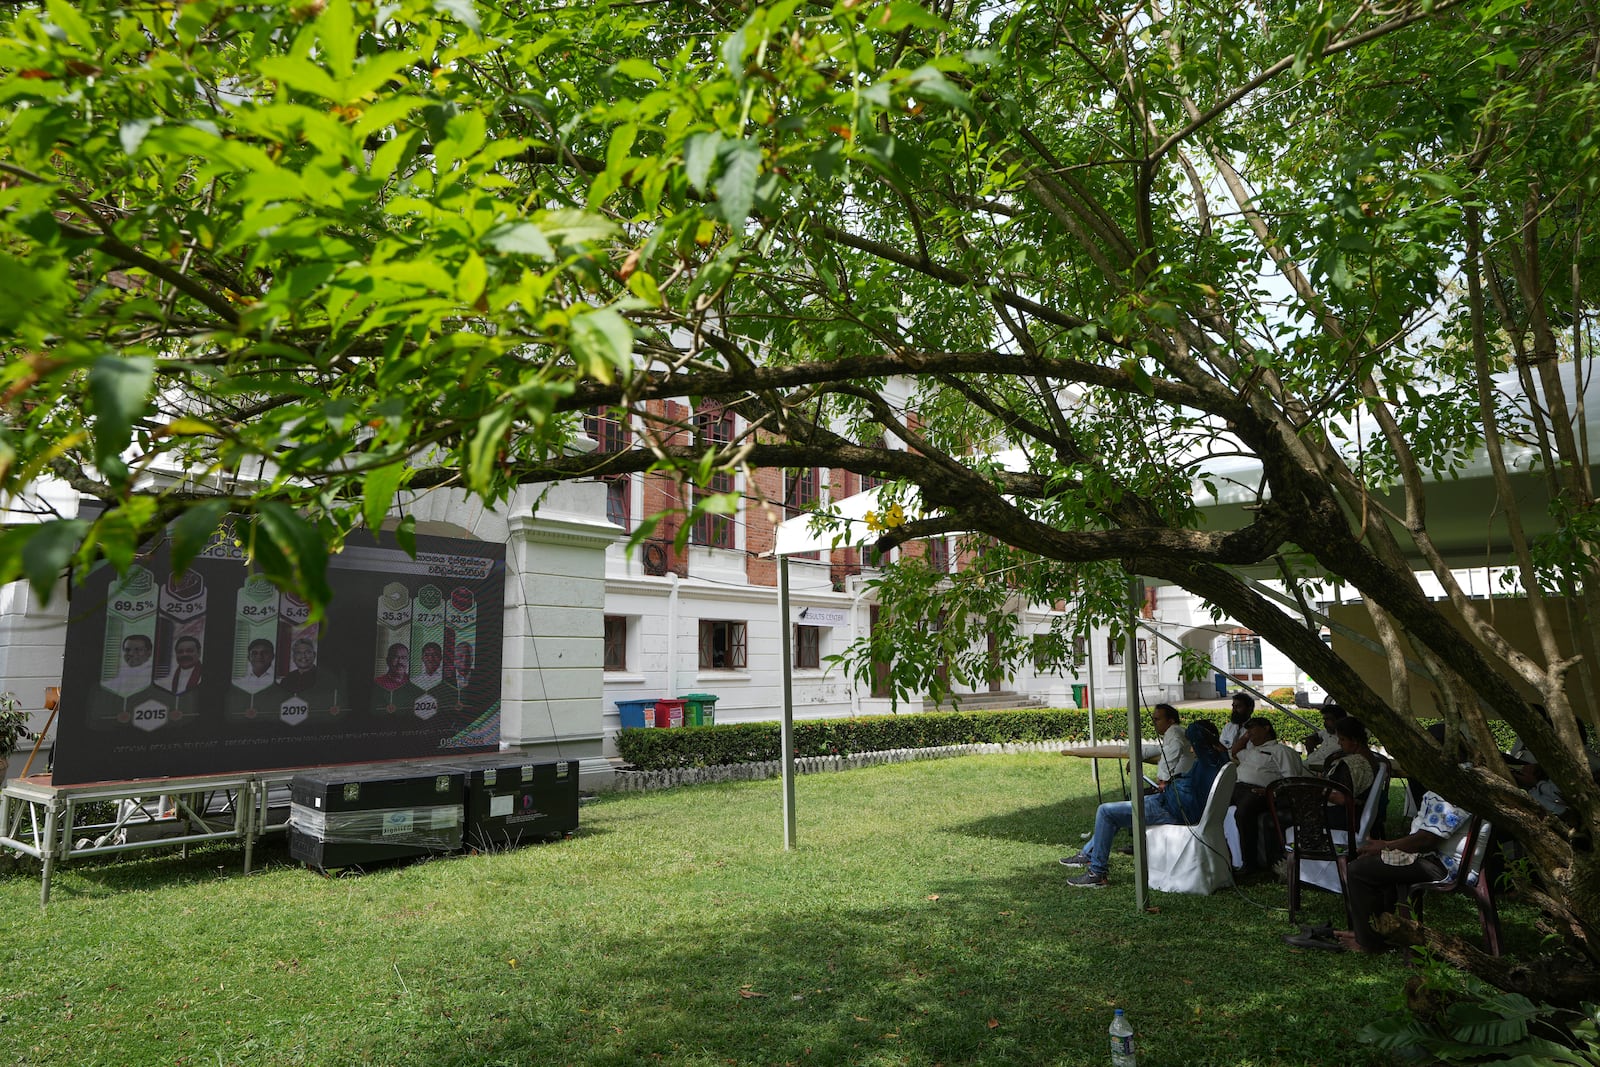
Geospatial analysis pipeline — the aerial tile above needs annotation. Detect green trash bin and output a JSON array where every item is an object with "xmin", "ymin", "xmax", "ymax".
[
  {"xmin": 1071, "ymin": 684, "xmax": 1087, "ymax": 708},
  {"xmin": 682, "ymin": 693, "xmax": 719, "ymax": 727}
]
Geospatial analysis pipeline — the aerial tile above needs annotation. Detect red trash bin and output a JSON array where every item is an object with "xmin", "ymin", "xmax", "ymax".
[{"xmin": 652, "ymin": 698, "xmax": 686, "ymax": 729}]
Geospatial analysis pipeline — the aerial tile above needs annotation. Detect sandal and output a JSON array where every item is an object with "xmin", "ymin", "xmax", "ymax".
[{"xmin": 1282, "ymin": 932, "xmax": 1345, "ymax": 952}]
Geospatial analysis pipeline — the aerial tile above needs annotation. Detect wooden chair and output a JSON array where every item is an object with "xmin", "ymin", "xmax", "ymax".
[
  {"xmin": 1267, "ymin": 776, "xmax": 1361, "ymax": 927},
  {"xmin": 1396, "ymin": 818, "xmax": 1503, "ymax": 956},
  {"xmin": 1291, "ymin": 760, "xmax": 1391, "ymax": 895}
]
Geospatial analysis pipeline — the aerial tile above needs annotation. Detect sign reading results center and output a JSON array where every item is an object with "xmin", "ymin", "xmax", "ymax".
[
  {"xmin": 795, "ymin": 606, "xmax": 848, "ymax": 627},
  {"xmin": 52, "ymin": 526, "xmax": 505, "ymax": 785}
]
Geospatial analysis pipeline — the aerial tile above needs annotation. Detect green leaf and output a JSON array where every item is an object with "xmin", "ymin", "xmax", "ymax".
[
  {"xmin": 570, "ymin": 308, "xmax": 635, "ymax": 381},
  {"xmin": 538, "ymin": 210, "xmax": 617, "ymax": 246},
  {"xmin": 362, "ymin": 462, "xmax": 407, "ymax": 533},
  {"xmin": 257, "ymin": 55, "xmax": 344, "ymax": 101},
  {"xmin": 721, "ymin": 23, "xmax": 750, "ymax": 81},
  {"xmin": 615, "ymin": 58, "xmax": 660, "ymax": 82},
  {"xmin": 318, "ymin": 0, "xmax": 356, "ymax": 80},
  {"xmin": 0, "ymin": 520, "xmax": 89, "ymax": 599},
  {"xmin": 864, "ymin": 0, "xmax": 947, "ymax": 32},
  {"xmin": 253, "ymin": 502, "xmax": 332, "ymax": 609},
  {"xmin": 170, "ymin": 500, "xmax": 232, "ymax": 574},
  {"xmin": 907, "ymin": 65, "xmax": 971, "ymax": 113},
  {"xmin": 685, "ymin": 131, "xmax": 723, "ymax": 195},
  {"xmin": 466, "ymin": 405, "xmax": 515, "ymax": 493},
  {"xmin": 394, "ymin": 513, "xmax": 417, "ymax": 556},
  {"xmin": 716, "ymin": 139, "xmax": 762, "ymax": 228},
  {"xmin": 458, "ymin": 251, "xmax": 488, "ymax": 304},
  {"xmin": 433, "ymin": 0, "xmax": 481, "ymax": 33},
  {"xmin": 87, "ymin": 356, "xmax": 155, "ymax": 473},
  {"xmin": 626, "ymin": 270, "xmax": 663, "ymax": 306},
  {"xmin": 606, "ymin": 122, "xmax": 638, "ymax": 173},
  {"xmin": 44, "ymin": 0, "xmax": 96, "ymax": 48},
  {"xmin": 485, "ymin": 221, "xmax": 555, "ymax": 259}
]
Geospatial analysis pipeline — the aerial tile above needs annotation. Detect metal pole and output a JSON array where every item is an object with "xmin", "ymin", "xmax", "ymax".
[
  {"xmin": 1086, "ymin": 636, "xmax": 1099, "ymax": 793},
  {"xmin": 1126, "ymin": 577, "xmax": 1147, "ymax": 911},
  {"xmin": 779, "ymin": 555, "xmax": 797, "ymax": 850}
]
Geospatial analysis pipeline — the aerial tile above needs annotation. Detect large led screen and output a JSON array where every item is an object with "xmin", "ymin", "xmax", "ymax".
[{"xmin": 52, "ymin": 525, "xmax": 505, "ymax": 785}]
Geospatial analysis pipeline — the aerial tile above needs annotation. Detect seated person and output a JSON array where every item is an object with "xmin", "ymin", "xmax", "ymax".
[
  {"xmin": 1220, "ymin": 693, "xmax": 1253, "ymax": 750},
  {"xmin": 1191, "ymin": 718, "xmax": 1228, "ymax": 761},
  {"xmin": 1230, "ymin": 716, "xmax": 1304, "ymax": 873},
  {"xmin": 1508, "ymin": 757, "xmax": 1567, "ymax": 817},
  {"xmin": 1333, "ymin": 788, "xmax": 1476, "ymax": 953},
  {"xmin": 1302, "ymin": 703, "xmax": 1348, "ymax": 774},
  {"xmin": 1324, "ymin": 716, "xmax": 1385, "ymax": 833},
  {"xmin": 1151, "ymin": 703, "xmax": 1196, "ymax": 790},
  {"xmin": 1060, "ymin": 722, "xmax": 1230, "ymax": 889}
]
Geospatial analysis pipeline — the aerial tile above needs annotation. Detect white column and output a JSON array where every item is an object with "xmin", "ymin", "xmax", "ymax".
[{"xmin": 501, "ymin": 513, "xmax": 621, "ymax": 781}]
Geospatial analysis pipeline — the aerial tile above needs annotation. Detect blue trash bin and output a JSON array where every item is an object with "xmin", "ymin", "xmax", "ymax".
[{"xmin": 615, "ymin": 698, "xmax": 658, "ymax": 729}]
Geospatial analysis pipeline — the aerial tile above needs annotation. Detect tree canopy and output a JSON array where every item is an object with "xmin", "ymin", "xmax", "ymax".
[{"xmin": 2, "ymin": 0, "xmax": 1599, "ymax": 995}]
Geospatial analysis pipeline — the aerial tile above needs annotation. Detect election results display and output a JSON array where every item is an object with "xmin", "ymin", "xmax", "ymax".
[{"xmin": 51, "ymin": 526, "xmax": 505, "ymax": 785}]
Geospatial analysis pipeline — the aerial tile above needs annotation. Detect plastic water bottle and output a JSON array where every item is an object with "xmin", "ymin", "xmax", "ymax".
[{"xmin": 1109, "ymin": 1008, "xmax": 1137, "ymax": 1067}]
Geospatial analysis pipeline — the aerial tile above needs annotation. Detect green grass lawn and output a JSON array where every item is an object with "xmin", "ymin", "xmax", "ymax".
[{"xmin": 0, "ymin": 754, "xmax": 1521, "ymax": 1066}]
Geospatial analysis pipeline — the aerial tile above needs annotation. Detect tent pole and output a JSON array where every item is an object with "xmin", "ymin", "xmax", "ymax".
[
  {"xmin": 1127, "ymin": 578, "xmax": 1148, "ymax": 911},
  {"xmin": 1087, "ymin": 634, "xmax": 1099, "ymax": 794},
  {"xmin": 780, "ymin": 555, "xmax": 797, "ymax": 850}
]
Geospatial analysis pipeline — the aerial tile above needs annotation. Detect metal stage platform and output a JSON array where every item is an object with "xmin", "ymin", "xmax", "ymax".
[{"xmin": 0, "ymin": 770, "xmax": 299, "ymax": 907}]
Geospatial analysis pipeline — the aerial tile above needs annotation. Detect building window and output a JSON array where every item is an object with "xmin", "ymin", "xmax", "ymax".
[
  {"xmin": 1107, "ymin": 637, "xmax": 1124, "ymax": 666},
  {"xmin": 691, "ymin": 407, "xmax": 735, "ymax": 548},
  {"xmin": 585, "ymin": 407, "xmax": 632, "ymax": 530},
  {"xmin": 785, "ymin": 468, "xmax": 820, "ymax": 561},
  {"xmin": 603, "ymin": 615, "xmax": 627, "ymax": 671},
  {"xmin": 584, "ymin": 406, "xmax": 629, "ymax": 454},
  {"xmin": 1072, "ymin": 635, "xmax": 1088, "ymax": 666},
  {"xmin": 699, "ymin": 619, "xmax": 747, "ymax": 669},
  {"xmin": 1137, "ymin": 638, "xmax": 1149, "ymax": 665},
  {"xmin": 794, "ymin": 624, "xmax": 822, "ymax": 669},
  {"xmin": 604, "ymin": 478, "xmax": 630, "ymax": 529},
  {"xmin": 1031, "ymin": 634, "xmax": 1051, "ymax": 671},
  {"xmin": 1227, "ymin": 632, "xmax": 1262, "ymax": 671},
  {"xmin": 927, "ymin": 537, "xmax": 949, "ymax": 574}
]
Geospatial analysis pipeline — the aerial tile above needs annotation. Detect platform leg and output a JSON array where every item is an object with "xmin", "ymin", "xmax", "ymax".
[
  {"xmin": 39, "ymin": 800, "xmax": 58, "ymax": 909},
  {"xmin": 242, "ymin": 782, "xmax": 256, "ymax": 876}
]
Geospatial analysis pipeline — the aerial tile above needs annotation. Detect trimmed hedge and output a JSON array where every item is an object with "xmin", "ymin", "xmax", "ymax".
[
  {"xmin": 613, "ymin": 705, "xmax": 1521, "ymax": 772},
  {"xmin": 619, "ymin": 707, "xmax": 1223, "ymax": 771}
]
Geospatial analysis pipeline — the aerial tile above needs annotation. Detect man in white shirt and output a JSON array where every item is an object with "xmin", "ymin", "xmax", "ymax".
[
  {"xmin": 236, "ymin": 638, "xmax": 276, "ymax": 694},
  {"xmin": 1230, "ymin": 716, "xmax": 1304, "ymax": 873},
  {"xmin": 1151, "ymin": 703, "xmax": 1196, "ymax": 788},
  {"xmin": 1220, "ymin": 693, "xmax": 1253, "ymax": 750},
  {"xmin": 1302, "ymin": 704, "xmax": 1348, "ymax": 774},
  {"xmin": 107, "ymin": 633, "xmax": 155, "ymax": 697}
]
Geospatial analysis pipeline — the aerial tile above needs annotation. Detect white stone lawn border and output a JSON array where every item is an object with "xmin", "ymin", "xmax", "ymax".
[{"xmin": 607, "ymin": 739, "xmax": 1109, "ymax": 791}]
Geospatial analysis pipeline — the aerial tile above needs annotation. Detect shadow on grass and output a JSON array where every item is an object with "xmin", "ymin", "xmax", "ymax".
[
  {"xmin": 1, "ymin": 822, "xmax": 610, "ymax": 899},
  {"xmin": 391, "ymin": 862, "xmax": 1397, "ymax": 1067}
]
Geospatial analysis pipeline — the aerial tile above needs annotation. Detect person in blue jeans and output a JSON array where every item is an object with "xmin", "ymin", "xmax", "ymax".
[{"xmin": 1061, "ymin": 720, "xmax": 1229, "ymax": 888}]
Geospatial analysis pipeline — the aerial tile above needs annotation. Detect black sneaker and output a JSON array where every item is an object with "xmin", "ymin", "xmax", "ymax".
[
  {"xmin": 1058, "ymin": 852, "xmax": 1092, "ymax": 867},
  {"xmin": 1066, "ymin": 870, "xmax": 1108, "ymax": 889}
]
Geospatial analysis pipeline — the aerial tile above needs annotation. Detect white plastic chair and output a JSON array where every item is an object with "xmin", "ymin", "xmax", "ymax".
[{"xmin": 1148, "ymin": 764, "xmax": 1238, "ymax": 895}]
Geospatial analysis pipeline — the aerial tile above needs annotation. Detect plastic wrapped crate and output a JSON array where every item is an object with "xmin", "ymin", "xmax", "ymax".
[{"xmin": 287, "ymin": 764, "xmax": 464, "ymax": 871}]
